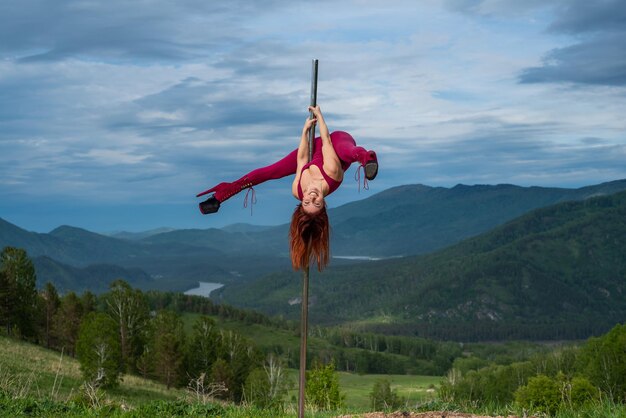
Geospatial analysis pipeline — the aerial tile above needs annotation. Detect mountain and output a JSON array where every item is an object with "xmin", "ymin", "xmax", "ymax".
[
  {"xmin": 125, "ymin": 179, "xmax": 626, "ymax": 260},
  {"xmin": 32, "ymin": 256, "xmax": 154, "ymax": 294},
  {"xmin": 0, "ymin": 218, "xmax": 288, "ymax": 292},
  {"xmin": 109, "ymin": 227, "xmax": 176, "ymax": 241},
  {"xmin": 218, "ymin": 190, "xmax": 626, "ymax": 341},
  {"xmin": 328, "ymin": 179, "xmax": 626, "ymax": 256},
  {"xmin": 221, "ymin": 223, "xmax": 274, "ymax": 233}
]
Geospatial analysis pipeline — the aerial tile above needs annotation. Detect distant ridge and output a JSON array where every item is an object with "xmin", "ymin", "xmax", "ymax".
[
  {"xmin": 328, "ymin": 179, "xmax": 626, "ymax": 256},
  {"xmin": 109, "ymin": 227, "xmax": 176, "ymax": 241}
]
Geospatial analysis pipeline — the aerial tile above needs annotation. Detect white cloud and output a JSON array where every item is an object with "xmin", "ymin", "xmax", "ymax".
[{"xmin": 0, "ymin": 0, "xmax": 625, "ymax": 231}]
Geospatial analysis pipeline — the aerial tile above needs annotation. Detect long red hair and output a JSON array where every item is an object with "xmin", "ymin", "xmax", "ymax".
[{"xmin": 289, "ymin": 204, "xmax": 330, "ymax": 271}]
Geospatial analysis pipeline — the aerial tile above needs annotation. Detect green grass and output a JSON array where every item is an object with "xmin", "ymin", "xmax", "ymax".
[
  {"xmin": 0, "ymin": 335, "xmax": 184, "ymax": 407},
  {"xmin": 3, "ymin": 333, "xmax": 626, "ymax": 417},
  {"xmin": 339, "ymin": 373, "xmax": 440, "ymax": 409},
  {"xmin": 1, "ymin": 333, "xmax": 441, "ymax": 415},
  {"xmin": 283, "ymin": 369, "xmax": 441, "ymax": 411}
]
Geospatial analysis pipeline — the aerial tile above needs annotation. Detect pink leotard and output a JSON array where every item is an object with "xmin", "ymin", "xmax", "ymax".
[{"xmin": 297, "ymin": 137, "xmax": 343, "ymax": 200}]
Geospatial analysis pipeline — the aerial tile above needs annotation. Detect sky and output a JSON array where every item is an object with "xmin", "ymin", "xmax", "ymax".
[{"xmin": 1, "ymin": 0, "xmax": 625, "ymax": 233}]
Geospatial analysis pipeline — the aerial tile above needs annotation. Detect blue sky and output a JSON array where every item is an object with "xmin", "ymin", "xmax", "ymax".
[{"xmin": 1, "ymin": 0, "xmax": 625, "ymax": 233}]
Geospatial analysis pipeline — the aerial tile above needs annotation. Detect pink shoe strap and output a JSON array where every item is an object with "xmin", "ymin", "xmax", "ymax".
[
  {"xmin": 243, "ymin": 187, "xmax": 257, "ymax": 215},
  {"xmin": 354, "ymin": 165, "xmax": 370, "ymax": 193}
]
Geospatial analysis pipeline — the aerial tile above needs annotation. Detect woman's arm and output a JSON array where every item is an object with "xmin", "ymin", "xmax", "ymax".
[
  {"xmin": 310, "ymin": 106, "xmax": 342, "ymax": 181},
  {"xmin": 292, "ymin": 117, "xmax": 317, "ymax": 198}
]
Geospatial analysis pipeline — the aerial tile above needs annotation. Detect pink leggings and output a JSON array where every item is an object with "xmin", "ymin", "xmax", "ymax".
[{"xmin": 239, "ymin": 131, "xmax": 369, "ymax": 188}]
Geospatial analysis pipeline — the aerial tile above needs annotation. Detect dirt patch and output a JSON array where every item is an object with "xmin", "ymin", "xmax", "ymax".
[{"xmin": 336, "ymin": 414, "xmax": 520, "ymax": 418}]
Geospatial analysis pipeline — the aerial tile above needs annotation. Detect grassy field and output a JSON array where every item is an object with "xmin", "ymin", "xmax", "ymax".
[
  {"xmin": 283, "ymin": 369, "xmax": 441, "ymax": 411},
  {"xmin": 180, "ymin": 313, "xmax": 443, "ymax": 410},
  {"xmin": 0, "ymin": 335, "xmax": 184, "ymax": 407},
  {"xmin": 339, "ymin": 373, "xmax": 440, "ymax": 410},
  {"xmin": 4, "ymin": 334, "xmax": 626, "ymax": 417},
  {"xmin": 1, "ymin": 334, "xmax": 441, "ymax": 413}
]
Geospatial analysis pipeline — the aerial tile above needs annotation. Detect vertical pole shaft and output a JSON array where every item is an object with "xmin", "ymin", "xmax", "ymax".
[
  {"xmin": 299, "ymin": 58, "xmax": 318, "ymax": 418},
  {"xmin": 308, "ymin": 59, "xmax": 319, "ymax": 161},
  {"xmin": 298, "ymin": 267, "xmax": 309, "ymax": 418}
]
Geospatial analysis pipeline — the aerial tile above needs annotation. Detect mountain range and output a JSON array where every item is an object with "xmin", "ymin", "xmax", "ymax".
[
  {"xmin": 1, "ymin": 179, "xmax": 625, "ymax": 337},
  {"xmin": 218, "ymin": 189, "xmax": 626, "ymax": 340}
]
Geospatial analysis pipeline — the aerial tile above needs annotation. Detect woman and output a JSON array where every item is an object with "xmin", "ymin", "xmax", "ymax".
[{"xmin": 196, "ymin": 105, "xmax": 378, "ymax": 271}]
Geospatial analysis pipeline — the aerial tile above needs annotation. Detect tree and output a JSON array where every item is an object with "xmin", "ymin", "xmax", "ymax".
[
  {"xmin": 210, "ymin": 358, "xmax": 234, "ymax": 400},
  {"xmin": 243, "ymin": 354, "xmax": 290, "ymax": 409},
  {"xmin": 0, "ymin": 260, "xmax": 14, "ymax": 334},
  {"xmin": 76, "ymin": 312, "xmax": 122, "ymax": 388},
  {"xmin": 104, "ymin": 279, "xmax": 149, "ymax": 372},
  {"xmin": 243, "ymin": 368, "xmax": 271, "ymax": 408},
  {"xmin": 40, "ymin": 282, "xmax": 60, "ymax": 348},
  {"xmin": 577, "ymin": 323, "xmax": 626, "ymax": 402},
  {"xmin": 151, "ymin": 310, "xmax": 185, "ymax": 389},
  {"xmin": 305, "ymin": 362, "xmax": 344, "ymax": 410},
  {"xmin": 187, "ymin": 316, "xmax": 219, "ymax": 377},
  {"xmin": 53, "ymin": 292, "xmax": 84, "ymax": 357},
  {"xmin": 0, "ymin": 247, "xmax": 38, "ymax": 337},
  {"xmin": 81, "ymin": 291, "xmax": 97, "ymax": 314},
  {"xmin": 263, "ymin": 354, "xmax": 290, "ymax": 405},
  {"xmin": 215, "ymin": 330, "xmax": 261, "ymax": 402}
]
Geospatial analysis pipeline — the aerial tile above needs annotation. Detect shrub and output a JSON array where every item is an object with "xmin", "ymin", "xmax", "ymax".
[
  {"xmin": 514, "ymin": 374, "xmax": 560, "ymax": 415},
  {"xmin": 369, "ymin": 379, "xmax": 405, "ymax": 410},
  {"xmin": 569, "ymin": 376, "xmax": 599, "ymax": 407},
  {"xmin": 305, "ymin": 362, "xmax": 344, "ymax": 410}
]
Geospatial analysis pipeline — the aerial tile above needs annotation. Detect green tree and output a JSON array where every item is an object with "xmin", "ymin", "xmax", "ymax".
[
  {"xmin": 242, "ymin": 354, "xmax": 290, "ymax": 409},
  {"xmin": 0, "ymin": 247, "xmax": 38, "ymax": 337},
  {"xmin": 53, "ymin": 292, "xmax": 84, "ymax": 357},
  {"xmin": 243, "ymin": 368, "xmax": 271, "ymax": 408},
  {"xmin": 104, "ymin": 280, "xmax": 149, "ymax": 372},
  {"xmin": 370, "ymin": 379, "xmax": 404, "ymax": 410},
  {"xmin": 40, "ymin": 282, "xmax": 60, "ymax": 348},
  {"xmin": 81, "ymin": 291, "xmax": 97, "ymax": 314},
  {"xmin": 305, "ymin": 362, "xmax": 344, "ymax": 411},
  {"xmin": 151, "ymin": 310, "xmax": 185, "ymax": 389},
  {"xmin": 215, "ymin": 330, "xmax": 262, "ymax": 402},
  {"xmin": 186, "ymin": 315, "xmax": 219, "ymax": 383},
  {"xmin": 577, "ymin": 323, "xmax": 626, "ymax": 402},
  {"xmin": 76, "ymin": 312, "xmax": 122, "ymax": 388},
  {"xmin": 210, "ymin": 358, "xmax": 234, "ymax": 399},
  {"xmin": 0, "ymin": 259, "xmax": 14, "ymax": 334}
]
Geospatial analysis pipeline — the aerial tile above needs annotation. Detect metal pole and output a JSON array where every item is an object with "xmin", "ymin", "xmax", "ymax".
[
  {"xmin": 298, "ymin": 58, "xmax": 318, "ymax": 418},
  {"xmin": 307, "ymin": 59, "xmax": 318, "ymax": 161},
  {"xmin": 298, "ymin": 267, "xmax": 309, "ymax": 418}
]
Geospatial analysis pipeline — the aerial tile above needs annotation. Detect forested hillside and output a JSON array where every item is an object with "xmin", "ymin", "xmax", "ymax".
[
  {"xmin": 220, "ymin": 190, "xmax": 626, "ymax": 341},
  {"xmin": 328, "ymin": 179, "xmax": 626, "ymax": 256}
]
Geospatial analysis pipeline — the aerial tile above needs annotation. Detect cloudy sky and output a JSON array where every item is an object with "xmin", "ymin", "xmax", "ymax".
[{"xmin": 1, "ymin": 0, "xmax": 625, "ymax": 233}]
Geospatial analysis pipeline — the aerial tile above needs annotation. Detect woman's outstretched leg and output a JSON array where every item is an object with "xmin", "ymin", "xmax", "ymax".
[
  {"xmin": 330, "ymin": 131, "xmax": 378, "ymax": 179},
  {"xmin": 197, "ymin": 149, "xmax": 298, "ymax": 214}
]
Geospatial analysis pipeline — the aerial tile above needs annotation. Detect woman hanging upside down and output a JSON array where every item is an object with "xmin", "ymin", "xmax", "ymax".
[{"xmin": 196, "ymin": 105, "xmax": 378, "ymax": 271}]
